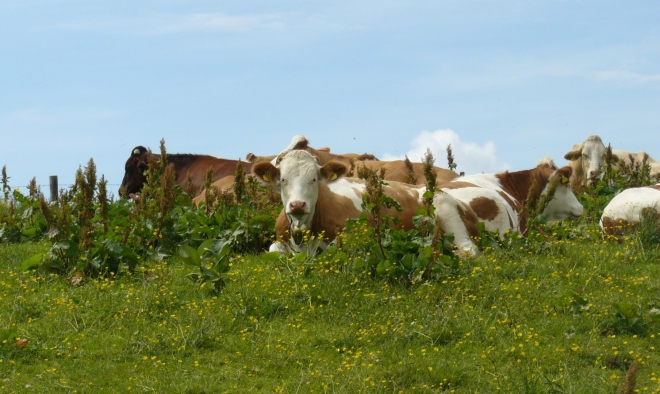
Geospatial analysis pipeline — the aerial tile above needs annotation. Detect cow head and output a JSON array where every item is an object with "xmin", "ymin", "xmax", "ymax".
[
  {"xmin": 563, "ymin": 135, "xmax": 618, "ymax": 186},
  {"xmin": 252, "ymin": 150, "xmax": 347, "ymax": 232},
  {"xmin": 541, "ymin": 166, "xmax": 584, "ymax": 221},
  {"xmin": 119, "ymin": 146, "xmax": 149, "ymax": 196}
]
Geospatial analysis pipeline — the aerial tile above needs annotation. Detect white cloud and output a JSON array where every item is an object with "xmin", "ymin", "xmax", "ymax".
[
  {"xmin": 381, "ymin": 129, "xmax": 510, "ymax": 175},
  {"xmin": 592, "ymin": 70, "xmax": 660, "ymax": 85}
]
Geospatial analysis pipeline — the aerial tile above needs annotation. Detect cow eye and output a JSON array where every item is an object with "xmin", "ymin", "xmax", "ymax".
[{"xmin": 281, "ymin": 178, "xmax": 286, "ymax": 184}]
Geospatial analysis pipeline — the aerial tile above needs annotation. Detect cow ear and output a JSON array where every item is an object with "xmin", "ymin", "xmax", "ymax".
[
  {"xmin": 556, "ymin": 166, "xmax": 573, "ymax": 184},
  {"xmin": 320, "ymin": 161, "xmax": 348, "ymax": 182},
  {"xmin": 253, "ymin": 162, "xmax": 280, "ymax": 185},
  {"xmin": 563, "ymin": 149, "xmax": 582, "ymax": 161}
]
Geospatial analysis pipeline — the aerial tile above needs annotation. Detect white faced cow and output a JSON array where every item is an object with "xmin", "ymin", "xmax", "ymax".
[
  {"xmin": 252, "ymin": 150, "xmax": 481, "ymax": 255},
  {"xmin": 564, "ymin": 135, "xmax": 660, "ymax": 186},
  {"xmin": 439, "ymin": 162, "xmax": 584, "ymax": 236},
  {"xmin": 600, "ymin": 183, "xmax": 660, "ymax": 236}
]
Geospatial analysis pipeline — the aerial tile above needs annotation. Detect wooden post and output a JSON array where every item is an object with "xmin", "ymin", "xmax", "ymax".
[{"xmin": 49, "ymin": 176, "xmax": 58, "ymax": 202}]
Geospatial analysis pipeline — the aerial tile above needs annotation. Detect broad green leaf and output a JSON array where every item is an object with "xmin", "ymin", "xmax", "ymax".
[
  {"xmin": 197, "ymin": 239, "xmax": 215, "ymax": 255},
  {"xmin": 614, "ymin": 303, "xmax": 639, "ymax": 319},
  {"xmin": 200, "ymin": 265, "xmax": 219, "ymax": 279},
  {"xmin": 261, "ymin": 252, "xmax": 282, "ymax": 263},
  {"xmin": 293, "ymin": 252, "xmax": 308, "ymax": 264},
  {"xmin": 178, "ymin": 245, "xmax": 201, "ymax": 266},
  {"xmin": 21, "ymin": 253, "xmax": 43, "ymax": 271}
]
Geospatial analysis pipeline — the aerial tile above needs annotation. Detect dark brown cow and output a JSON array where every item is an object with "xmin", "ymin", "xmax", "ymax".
[{"xmin": 120, "ymin": 146, "xmax": 251, "ymax": 197}]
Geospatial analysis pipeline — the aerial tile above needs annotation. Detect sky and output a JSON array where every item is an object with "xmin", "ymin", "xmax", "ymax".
[{"xmin": 1, "ymin": 1, "xmax": 659, "ymax": 195}]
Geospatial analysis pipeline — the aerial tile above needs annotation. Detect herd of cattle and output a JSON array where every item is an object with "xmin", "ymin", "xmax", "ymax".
[{"xmin": 120, "ymin": 135, "xmax": 660, "ymax": 255}]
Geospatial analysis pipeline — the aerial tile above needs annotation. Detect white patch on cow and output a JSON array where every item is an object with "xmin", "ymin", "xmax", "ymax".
[
  {"xmin": 327, "ymin": 178, "xmax": 366, "ymax": 212},
  {"xmin": 133, "ymin": 148, "xmax": 141, "ymax": 155},
  {"xmin": 442, "ymin": 185, "xmax": 517, "ymax": 236},
  {"xmin": 540, "ymin": 178, "xmax": 584, "ymax": 221},
  {"xmin": 537, "ymin": 156, "xmax": 557, "ymax": 169},
  {"xmin": 600, "ymin": 185, "xmax": 660, "ymax": 231},
  {"xmin": 433, "ymin": 193, "xmax": 479, "ymax": 256}
]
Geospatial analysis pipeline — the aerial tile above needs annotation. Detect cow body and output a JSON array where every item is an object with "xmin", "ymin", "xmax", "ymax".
[
  {"xmin": 253, "ymin": 150, "xmax": 481, "ymax": 255},
  {"xmin": 120, "ymin": 146, "xmax": 251, "ymax": 196},
  {"xmin": 564, "ymin": 135, "xmax": 660, "ymax": 186},
  {"xmin": 439, "ymin": 164, "xmax": 584, "ymax": 236},
  {"xmin": 249, "ymin": 135, "xmax": 458, "ymax": 186},
  {"xmin": 600, "ymin": 184, "xmax": 660, "ymax": 236}
]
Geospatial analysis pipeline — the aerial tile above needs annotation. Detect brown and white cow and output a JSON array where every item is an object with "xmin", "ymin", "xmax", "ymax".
[
  {"xmin": 439, "ymin": 162, "xmax": 584, "ymax": 236},
  {"xmin": 120, "ymin": 146, "xmax": 251, "ymax": 197},
  {"xmin": 250, "ymin": 135, "xmax": 458, "ymax": 186},
  {"xmin": 252, "ymin": 150, "xmax": 481, "ymax": 255},
  {"xmin": 564, "ymin": 135, "xmax": 660, "ymax": 186},
  {"xmin": 600, "ymin": 183, "xmax": 660, "ymax": 236},
  {"xmin": 246, "ymin": 135, "xmax": 379, "ymax": 165}
]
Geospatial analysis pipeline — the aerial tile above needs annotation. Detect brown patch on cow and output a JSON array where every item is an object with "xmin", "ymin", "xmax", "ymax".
[
  {"xmin": 469, "ymin": 197, "xmax": 499, "ymax": 221},
  {"xmin": 601, "ymin": 215, "xmax": 631, "ymax": 239},
  {"xmin": 457, "ymin": 202, "xmax": 481, "ymax": 239},
  {"xmin": 650, "ymin": 184, "xmax": 660, "ymax": 191},
  {"xmin": 496, "ymin": 191, "xmax": 519, "ymax": 212}
]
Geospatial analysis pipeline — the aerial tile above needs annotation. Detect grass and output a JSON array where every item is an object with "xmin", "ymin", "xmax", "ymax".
[{"xmin": 2, "ymin": 223, "xmax": 660, "ymax": 393}]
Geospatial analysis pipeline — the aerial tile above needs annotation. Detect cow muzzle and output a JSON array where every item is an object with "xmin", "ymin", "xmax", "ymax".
[{"xmin": 288, "ymin": 201, "xmax": 308, "ymax": 216}]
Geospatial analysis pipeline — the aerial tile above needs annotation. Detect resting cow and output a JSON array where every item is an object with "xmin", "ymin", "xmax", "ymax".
[
  {"xmin": 252, "ymin": 150, "xmax": 481, "ymax": 255},
  {"xmin": 564, "ymin": 135, "xmax": 660, "ymax": 186},
  {"xmin": 439, "ymin": 162, "xmax": 584, "ymax": 236},
  {"xmin": 120, "ymin": 146, "xmax": 251, "ymax": 197},
  {"xmin": 600, "ymin": 183, "xmax": 660, "ymax": 236},
  {"xmin": 250, "ymin": 135, "xmax": 459, "ymax": 186}
]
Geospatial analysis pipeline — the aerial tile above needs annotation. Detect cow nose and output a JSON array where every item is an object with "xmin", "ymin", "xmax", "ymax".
[
  {"xmin": 289, "ymin": 201, "xmax": 307, "ymax": 214},
  {"xmin": 589, "ymin": 170, "xmax": 600, "ymax": 178}
]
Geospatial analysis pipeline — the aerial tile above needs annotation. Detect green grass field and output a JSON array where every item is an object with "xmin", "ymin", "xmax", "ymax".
[{"xmin": 2, "ymin": 223, "xmax": 660, "ymax": 393}]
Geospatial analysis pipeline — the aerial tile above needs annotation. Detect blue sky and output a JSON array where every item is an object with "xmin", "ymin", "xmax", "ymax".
[{"xmin": 1, "ymin": 1, "xmax": 659, "ymax": 194}]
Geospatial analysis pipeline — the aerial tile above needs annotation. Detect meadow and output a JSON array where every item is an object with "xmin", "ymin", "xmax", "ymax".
[{"xmin": 1, "ymin": 149, "xmax": 660, "ymax": 393}]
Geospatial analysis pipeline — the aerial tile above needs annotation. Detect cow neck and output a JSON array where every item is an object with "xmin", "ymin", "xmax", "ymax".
[
  {"xmin": 283, "ymin": 182, "xmax": 332, "ymax": 250},
  {"xmin": 495, "ymin": 167, "xmax": 552, "ymax": 211}
]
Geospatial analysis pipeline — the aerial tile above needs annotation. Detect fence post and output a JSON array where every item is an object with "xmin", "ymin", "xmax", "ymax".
[{"xmin": 49, "ymin": 175, "xmax": 58, "ymax": 202}]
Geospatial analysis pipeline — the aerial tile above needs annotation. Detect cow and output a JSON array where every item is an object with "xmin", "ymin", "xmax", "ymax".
[
  {"xmin": 564, "ymin": 135, "xmax": 660, "ymax": 186},
  {"xmin": 600, "ymin": 183, "xmax": 660, "ymax": 236},
  {"xmin": 439, "ymin": 162, "xmax": 584, "ymax": 236},
  {"xmin": 120, "ymin": 146, "xmax": 251, "ymax": 197},
  {"xmin": 252, "ymin": 150, "xmax": 481, "ymax": 255},
  {"xmin": 249, "ymin": 135, "xmax": 459, "ymax": 186},
  {"xmin": 245, "ymin": 135, "xmax": 379, "ymax": 165}
]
